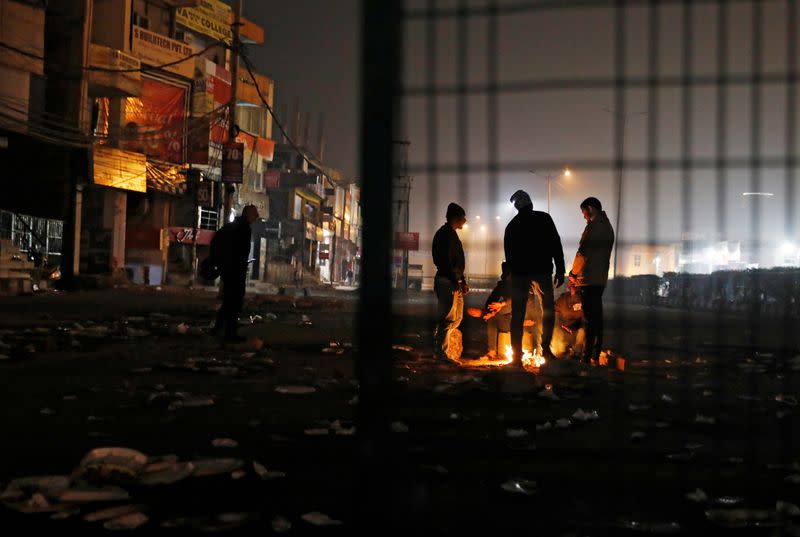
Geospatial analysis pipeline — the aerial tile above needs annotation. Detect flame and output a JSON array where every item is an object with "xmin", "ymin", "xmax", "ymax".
[
  {"xmin": 449, "ymin": 345, "xmax": 546, "ymax": 373},
  {"xmin": 505, "ymin": 345, "xmax": 546, "ymax": 371}
]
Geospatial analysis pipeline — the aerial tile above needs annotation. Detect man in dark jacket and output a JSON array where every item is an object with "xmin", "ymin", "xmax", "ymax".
[
  {"xmin": 432, "ymin": 202, "xmax": 468, "ymax": 360},
  {"xmin": 210, "ymin": 204, "xmax": 259, "ymax": 341},
  {"xmin": 504, "ymin": 190, "xmax": 565, "ymax": 364},
  {"xmin": 568, "ymin": 197, "xmax": 615, "ymax": 364}
]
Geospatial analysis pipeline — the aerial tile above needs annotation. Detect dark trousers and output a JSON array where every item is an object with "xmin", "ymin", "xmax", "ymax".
[
  {"xmin": 216, "ymin": 273, "xmax": 246, "ymax": 336},
  {"xmin": 579, "ymin": 285, "xmax": 605, "ymax": 361},
  {"xmin": 511, "ymin": 273, "xmax": 554, "ymax": 360}
]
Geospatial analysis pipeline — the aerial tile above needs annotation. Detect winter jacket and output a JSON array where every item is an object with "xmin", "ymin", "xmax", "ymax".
[
  {"xmin": 503, "ymin": 207, "xmax": 565, "ymax": 277},
  {"xmin": 210, "ymin": 216, "xmax": 252, "ymax": 279},
  {"xmin": 432, "ymin": 223, "xmax": 466, "ymax": 284},
  {"xmin": 570, "ymin": 211, "xmax": 615, "ymax": 287}
]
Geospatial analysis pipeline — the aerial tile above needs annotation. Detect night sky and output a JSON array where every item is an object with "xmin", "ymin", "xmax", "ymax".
[{"xmin": 248, "ymin": 1, "xmax": 800, "ymax": 274}]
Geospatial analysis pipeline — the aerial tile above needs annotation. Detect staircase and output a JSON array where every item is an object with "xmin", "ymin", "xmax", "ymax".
[{"xmin": 0, "ymin": 239, "xmax": 34, "ymax": 295}]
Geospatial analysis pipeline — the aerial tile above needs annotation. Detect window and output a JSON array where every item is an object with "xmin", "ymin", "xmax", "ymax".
[
  {"xmin": 199, "ymin": 208, "xmax": 219, "ymax": 230},
  {"xmin": 251, "ymin": 170, "xmax": 264, "ymax": 192}
]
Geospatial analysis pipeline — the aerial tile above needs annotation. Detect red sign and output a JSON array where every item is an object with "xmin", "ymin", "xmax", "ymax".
[
  {"xmin": 168, "ymin": 227, "xmax": 216, "ymax": 245},
  {"xmin": 395, "ymin": 231, "xmax": 420, "ymax": 251},
  {"xmin": 319, "ymin": 251, "xmax": 330, "ymax": 260},
  {"xmin": 122, "ymin": 78, "xmax": 187, "ymax": 164},
  {"xmin": 126, "ymin": 227, "xmax": 162, "ymax": 250},
  {"xmin": 221, "ymin": 142, "xmax": 244, "ymax": 183},
  {"xmin": 264, "ymin": 170, "xmax": 280, "ymax": 189}
]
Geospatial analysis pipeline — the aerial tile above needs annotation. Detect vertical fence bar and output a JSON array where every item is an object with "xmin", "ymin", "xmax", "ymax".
[
  {"xmin": 457, "ymin": 0, "xmax": 470, "ymax": 207},
  {"xmin": 712, "ymin": 0, "xmax": 729, "ymax": 485},
  {"xmin": 357, "ymin": 0, "xmax": 400, "ymax": 528},
  {"xmin": 746, "ymin": 0, "xmax": 764, "ymax": 498},
  {"xmin": 487, "ymin": 0, "xmax": 499, "ymax": 264},
  {"xmin": 426, "ymin": 0, "xmax": 440, "ymax": 258},
  {"xmin": 678, "ymin": 0, "xmax": 694, "ymax": 491},
  {"xmin": 782, "ymin": 0, "xmax": 797, "ymax": 466}
]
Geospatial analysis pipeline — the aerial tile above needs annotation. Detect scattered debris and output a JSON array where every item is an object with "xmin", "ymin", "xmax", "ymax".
[
  {"xmin": 304, "ymin": 428, "xmax": 329, "ymax": 436},
  {"xmin": 301, "ymin": 511, "xmax": 342, "ymax": 526},
  {"xmin": 500, "ymin": 479, "xmax": 537, "ymax": 495},
  {"xmin": 84, "ymin": 504, "xmax": 142, "ymax": 522},
  {"xmin": 272, "ymin": 516, "xmax": 292, "ymax": 533},
  {"xmin": 617, "ymin": 519, "xmax": 682, "ymax": 534},
  {"xmin": 686, "ymin": 489, "xmax": 708, "ymax": 503},
  {"xmin": 390, "ymin": 421, "xmax": 409, "ymax": 433},
  {"xmin": 536, "ymin": 422, "xmax": 552, "ymax": 432},
  {"xmin": 631, "ymin": 431, "xmax": 647, "ymax": 442},
  {"xmin": 78, "ymin": 447, "xmax": 148, "ymax": 482},
  {"xmin": 537, "ymin": 388, "xmax": 560, "ymax": 401},
  {"xmin": 661, "ymin": 394, "xmax": 673, "ymax": 403},
  {"xmin": 506, "ymin": 428, "xmax": 528, "ymax": 439},
  {"xmin": 253, "ymin": 462, "xmax": 285, "ymax": 480},
  {"xmin": 190, "ymin": 458, "xmax": 244, "ymax": 478},
  {"xmin": 555, "ymin": 418, "xmax": 571, "ymax": 429},
  {"xmin": 275, "ymin": 385, "xmax": 317, "ymax": 395},
  {"xmin": 103, "ymin": 512, "xmax": 149, "ymax": 530},
  {"xmin": 211, "ymin": 438, "xmax": 238, "ymax": 448},
  {"xmin": 331, "ymin": 420, "xmax": 356, "ymax": 436},
  {"xmin": 298, "ymin": 315, "xmax": 313, "ymax": 328},
  {"xmin": 59, "ymin": 486, "xmax": 131, "ymax": 503},
  {"xmin": 392, "ymin": 344, "xmax": 414, "ymax": 352},
  {"xmin": 571, "ymin": 409, "xmax": 599, "ymax": 422}
]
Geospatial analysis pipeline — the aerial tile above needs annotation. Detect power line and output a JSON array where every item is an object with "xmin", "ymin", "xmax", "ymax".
[
  {"xmin": 240, "ymin": 53, "xmax": 338, "ymax": 188},
  {"xmin": 0, "ymin": 39, "xmax": 229, "ymax": 74}
]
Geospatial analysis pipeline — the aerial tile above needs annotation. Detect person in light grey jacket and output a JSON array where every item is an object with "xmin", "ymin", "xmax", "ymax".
[{"xmin": 568, "ymin": 197, "xmax": 615, "ymax": 364}]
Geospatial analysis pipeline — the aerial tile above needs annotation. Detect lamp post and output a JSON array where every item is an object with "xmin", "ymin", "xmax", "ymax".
[{"xmin": 528, "ymin": 168, "xmax": 571, "ymax": 213}]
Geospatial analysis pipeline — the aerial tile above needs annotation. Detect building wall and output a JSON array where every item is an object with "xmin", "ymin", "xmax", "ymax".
[{"xmin": 91, "ymin": 0, "xmax": 130, "ymax": 51}]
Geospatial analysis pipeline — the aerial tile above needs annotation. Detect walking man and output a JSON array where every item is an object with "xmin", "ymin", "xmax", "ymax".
[
  {"xmin": 432, "ymin": 203, "xmax": 468, "ymax": 360},
  {"xmin": 568, "ymin": 197, "xmax": 615, "ymax": 364},
  {"xmin": 210, "ymin": 204, "xmax": 260, "ymax": 341},
  {"xmin": 504, "ymin": 190, "xmax": 565, "ymax": 365}
]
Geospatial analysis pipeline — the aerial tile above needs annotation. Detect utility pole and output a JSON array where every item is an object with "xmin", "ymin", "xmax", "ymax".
[{"xmin": 223, "ymin": 0, "xmax": 243, "ymax": 226}]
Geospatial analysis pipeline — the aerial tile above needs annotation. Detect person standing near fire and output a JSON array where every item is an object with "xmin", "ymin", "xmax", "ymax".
[
  {"xmin": 568, "ymin": 197, "xmax": 615, "ymax": 364},
  {"xmin": 504, "ymin": 190, "xmax": 565, "ymax": 366},
  {"xmin": 467, "ymin": 261, "xmax": 539, "ymax": 360},
  {"xmin": 432, "ymin": 203, "xmax": 469, "ymax": 361}
]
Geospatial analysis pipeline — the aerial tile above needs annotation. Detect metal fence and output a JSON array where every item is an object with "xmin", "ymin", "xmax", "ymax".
[{"xmin": 358, "ymin": 0, "xmax": 799, "ymax": 531}]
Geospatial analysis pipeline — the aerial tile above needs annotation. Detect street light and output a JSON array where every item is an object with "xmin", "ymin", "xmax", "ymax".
[{"xmin": 528, "ymin": 168, "xmax": 571, "ymax": 213}]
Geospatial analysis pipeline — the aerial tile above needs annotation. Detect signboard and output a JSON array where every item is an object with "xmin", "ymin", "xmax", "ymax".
[
  {"xmin": 221, "ymin": 142, "xmax": 244, "ymax": 183},
  {"xmin": 264, "ymin": 170, "xmax": 280, "ymax": 189},
  {"xmin": 131, "ymin": 26, "xmax": 194, "ymax": 79},
  {"xmin": 319, "ymin": 251, "xmax": 330, "ymax": 260},
  {"xmin": 122, "ymin": 78, "xmax": 187, "ymax": 164},
  {"xmin": 237, "ymin": 69, "xmax": 272, "ymax": 106},
  {"xmin": 93, "ymin": 146, "xmax": 147, "ymax": 192},
  {"xmin": 395, "ymin": 232, "xmax": 420, "ymax": 251},
  {"xmin": 168, "ymin": 227, "xmax": 215, "ymax": 245},
  {"xmin": 197, "ymin": 181, "xmax": 214, "ymax": 208},
  {"xmin": 176, "ymin": 0, "xmax": 232, "ymax": 44}
]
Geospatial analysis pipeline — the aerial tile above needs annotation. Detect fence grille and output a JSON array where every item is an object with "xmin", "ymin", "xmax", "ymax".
[{"xmin": 357, "ymin": 0, "xmax": 800, "ymax": 531}]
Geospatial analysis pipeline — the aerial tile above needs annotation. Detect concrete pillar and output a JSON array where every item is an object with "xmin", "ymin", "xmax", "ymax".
[{"xmin": 104, "ymin": 189, "xmax": 126, "ymax": 271}]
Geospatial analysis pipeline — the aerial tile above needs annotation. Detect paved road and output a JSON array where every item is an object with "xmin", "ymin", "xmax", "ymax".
[{"xmin": 0, "ymin": 287, "xmax": 798, "ymax": 534}]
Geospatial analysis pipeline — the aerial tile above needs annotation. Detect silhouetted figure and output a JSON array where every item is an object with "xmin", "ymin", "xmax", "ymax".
[
  {"xmin": 431, "ymin": 203, "xmax": 468, "ymax": 360},
  {"xmin": 210, "ymin": 205, "xmax": 260, "ymax": 341},
  {"xmin": 467, "ymin": 261, "xmax": 538, "ymax": 359},
  {"xmin": 568, "ymin": 197, "xmax": 615, "ymax": 364},
  {"xmin": 504, "ymin": 190, "xmax": 565, "ymax": 365}
]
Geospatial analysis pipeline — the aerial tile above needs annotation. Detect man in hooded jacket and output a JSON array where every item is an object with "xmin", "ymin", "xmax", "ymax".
[{"xmin": 504, "ymin": 190, "xmax": 565, "ymax": 365}]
